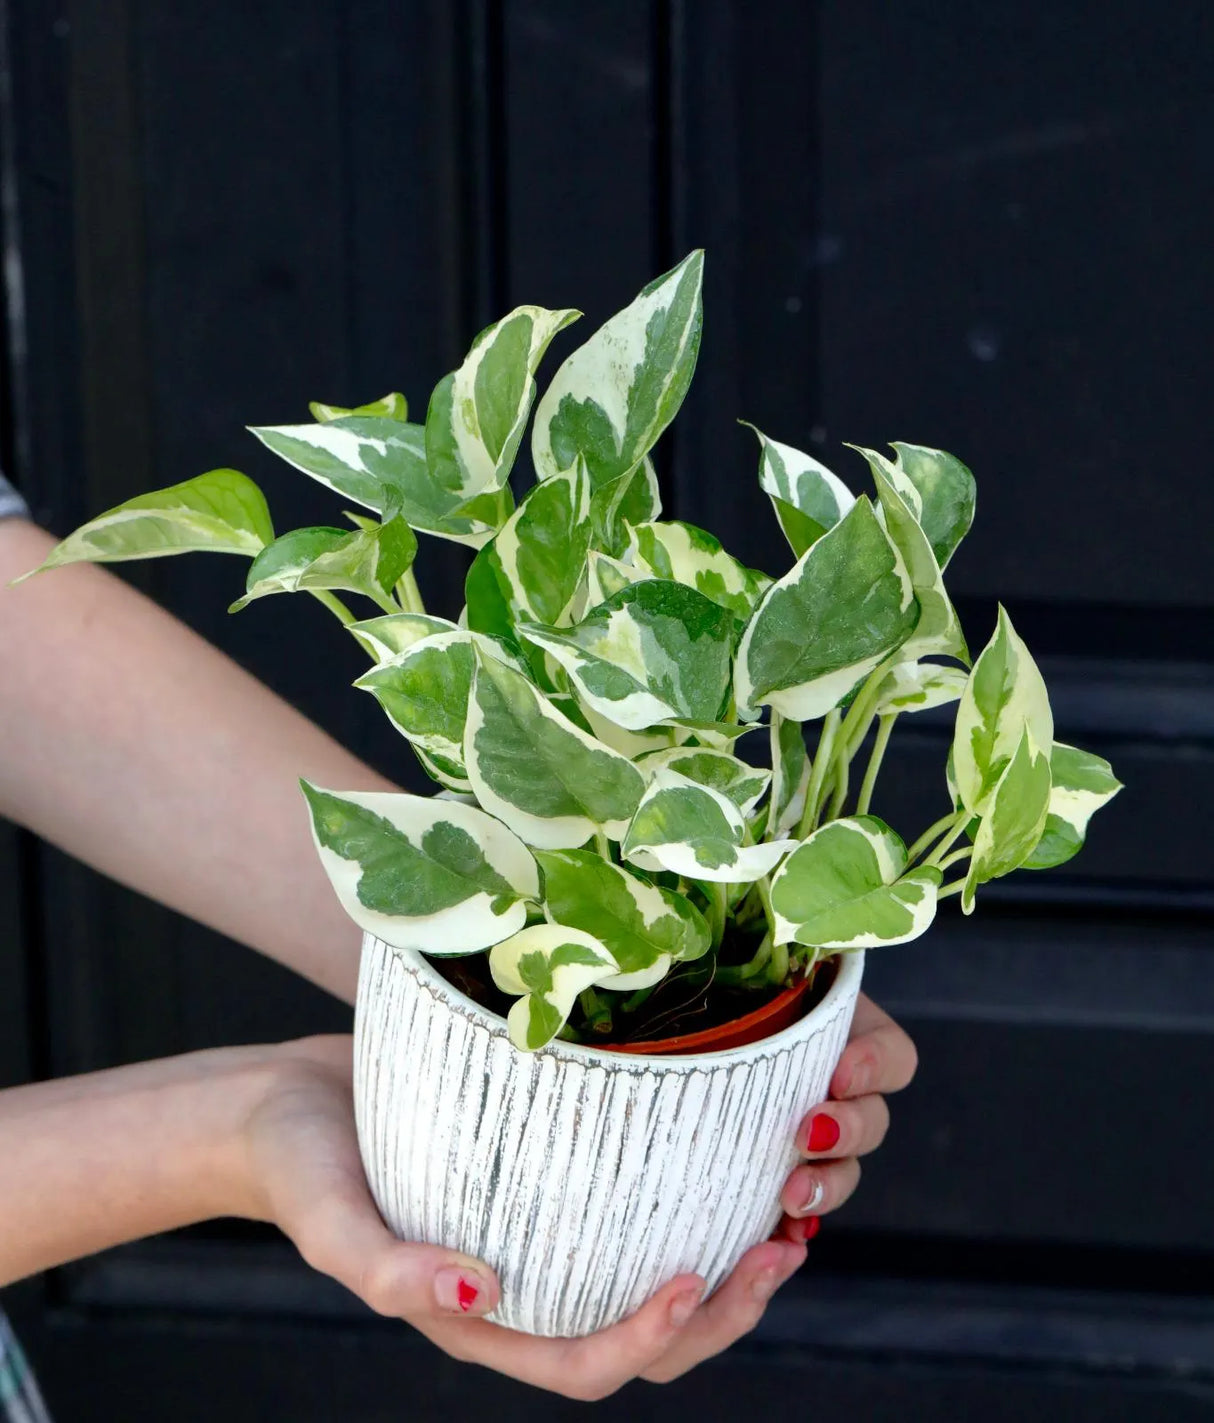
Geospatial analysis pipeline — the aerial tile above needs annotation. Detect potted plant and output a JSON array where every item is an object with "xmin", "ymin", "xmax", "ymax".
[{"xmin": 23, "ymin": 251, "xmax": 1120, "ymax": 1337}]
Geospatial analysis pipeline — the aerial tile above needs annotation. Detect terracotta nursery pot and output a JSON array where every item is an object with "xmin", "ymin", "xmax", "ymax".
[{"xmin": 353, "ymin": 933, "xmax": 864, "ymax": 1337}]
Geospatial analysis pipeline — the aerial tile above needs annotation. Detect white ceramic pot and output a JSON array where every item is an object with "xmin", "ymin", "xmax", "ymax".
[{"xmin": 353, "ymin": 934, "xmax": 864, "ymax": 1337}]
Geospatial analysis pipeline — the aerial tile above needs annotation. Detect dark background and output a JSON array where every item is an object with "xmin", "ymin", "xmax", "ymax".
[{"xmin": 2, "ymin": 2, "xmax": 1212, "ymax": 1419}]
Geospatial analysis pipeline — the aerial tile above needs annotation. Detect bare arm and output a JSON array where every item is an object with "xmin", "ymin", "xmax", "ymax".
[{"xmin": 0, "ymin": 519, "xmax": 392, "ymax": 1002}]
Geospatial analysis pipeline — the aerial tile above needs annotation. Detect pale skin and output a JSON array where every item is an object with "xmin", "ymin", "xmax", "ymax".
[{"xmin": 0, "ymin": 519, "xmax": 917, "ymax": 1400}]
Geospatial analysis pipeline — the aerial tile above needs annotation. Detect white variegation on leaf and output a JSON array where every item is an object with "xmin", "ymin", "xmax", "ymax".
[
  {"xmin": 230, "ymin": 516, "xmax": 417, "ymax": 615},
  {"xmin": 626, "ymin": 520, "xmax": 771, "ymax": 620},
  {"xmin": 887, "ymin": 442, "xmax": 976, "ymax": 571},
  {"xmin": 348, "ymin": 612, "xmax": 459, "ymax": 663},
  {"xmin": 464, "ymin": 651, "xmax": 645, "ymax": 848},
  {"xmin": 535, "ymin": 849, "xmax": 710, "ymax": 987},
  {"xmin": 587, "ymin": 458, "xmax": 662, "ymax": 557},
  {"xmin": 952, "ymin": 606, "xmax": 1054, "ymax": 815},
  {"xmin": 425, "ymin": 304, "xmax": 580, "ymax": 504},
  {"xmin": 578, "ymin": 701, "xmax": 680, "ymax": 760},
  {"xmin": 310, "ymin": 392, "xmax": 409, "ymax": 424},
  {"xmin": 623, "ymin": 770, "xmax": 793, "ymax": 883},
  {"xmin": 962, "ymin": 729, "xmax": 1052, "ymax": 913},
  {"xmin": 300, "ymin": 782, "xmax": 539, "ymax": 954},
  {"xmin": 489, "ymin": 924, "xmax": 620, "ymax": 1050},
  {"xmin": 744, "ymin": 424, "xmax": 856, "ymax": 558},
  {"xmin": 533, "ymin": 251, "xmax": 704, "ymax": 489},
  {"xmin": 636, "ymin": 747, "xmax": 770, "ymax": 816},
  {"xmin": 414, "ymin": 744, "xmax": 475, "ymax": 795},
  {"xmin": 1022, "ymin": 741, "xmax": 1121, "ymax": 871},
  {"xmin": 875, "ymin": 662, "xmax": 969, "ymax": 715},
  {"xmin": 734, "ymin": 497, "xmax": 917, "ymax": 721},
  {"xmin": 581, "ymin": 549, "xmax": 649, "ymax": 612},
  {"xmin": 769, "ymin": 712, "xmax": 812, "ymax": 837},
  {"xmin": 770, "ymin": 815, "xmax": 941, "ymax": 949},
  {"xmin": 16, "ymin": 470, "xmax": 273, "ymax": 580},
  {"xmin": 519, "ymin": 580, "xmax": 736, "ymax": 732}
]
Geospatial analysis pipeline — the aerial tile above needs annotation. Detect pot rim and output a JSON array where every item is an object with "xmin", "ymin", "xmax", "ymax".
[{"xmin": 365, "ymin": 936, "xmax": 864, "ymax": 1071}]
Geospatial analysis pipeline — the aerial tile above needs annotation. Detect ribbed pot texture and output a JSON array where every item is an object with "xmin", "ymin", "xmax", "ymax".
[{"xmin": 354, "ymin": 934, "xmax": 864, "ymax": 1337}]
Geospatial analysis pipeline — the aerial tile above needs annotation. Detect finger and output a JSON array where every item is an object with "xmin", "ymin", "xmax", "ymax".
[
  {"xmin": 779, "ymin": 1155, "xmax": 861, "ymax": 1219},
  {"xmin": 639, "ymin": 1241, "xmax": 806, "ymax": 1384},
  {"xmin": 419, "ymin": 1271, "xmax": 707, "ymax": 1401},
  {"xmin": 831, "ymin": 994, "xmax": 918, "ymax": 1099},
  {"xmin": 292, "ymin": 1185, "xmax": 500, "ymax": 1322},
  {"xmin": 797, "ymin": 1093, "xmax": 890, "ymax": 1160}
]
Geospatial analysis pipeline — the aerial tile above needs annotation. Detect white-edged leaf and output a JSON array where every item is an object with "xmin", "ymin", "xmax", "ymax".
[
  {"xmin": 587, "ymin": 457, "xmax": 662, "ymax": 556},
  {"xmin": 300, "ymin": 782, "xmax": 538, "ymax": 954},
  {"xmin": 769, "ymin": 712, "xmax": 811, "ymax": 836},
  {"xmin": 579, "ymin": 701, "xmax": 681, "ymax": 760},
  {"xmin": 962, "ymin": 729, "xmax": 1052, "ymax": 913},
  {"xmin": 533, "ymin": 251, "xmax": 704, "ymax": 488},
  {"xmin": 1022, "ymin": 741, "xmax": 1120, "ymax": 871},
  {"xmin": 952, "ymin": 606, "xmax": 1054, "ymax": 815},
  {"xmin": 347, "ymin": 612, "xmax": 459, "ymax": 662},
  {"xmin": 875, "ymin": 661, "xmax": 969, "ymax": 715},
  {"xmin": 489, "ymin": 924, "xmax": 620, "ymax": 1050},
  {"xmin": 636, "ymin": 746, "xmax": 770, "ymax": 816},
  {"xmin": 734, "ymin": 497, "xmax": 918, "ymax": 720},
  {"xmin": 622, "ymin": 770, "xmax": 793, "ymax": 883},
  {"xmin": 16, "ymin": 470, "xmax": 273, "ymax": 579},
  {"xmin": 229, "ymin": 515, "xmax": 417, "ymax": 614},
  {"xmin": 888, "ymin": 442, "xmax": 976, "ymax": 570},
  {"xmin": 519, "ymin": 579, "xmax": 737, "ymax": 731},
  {"xmin": 627, "ymin": 520, "xmax": 771, "ymax": 619},
  {"xmin": 770, "ymin": 815, "xmax": 941, "ymax": 949},
  {"xmin": 310, "ymin": 392, "xmax": 409, "ymax": 423},
  {"xmin": 464, "ymin": 650, "xmax": 645, "ymax": 847},
  {"xmin": 744, "ymin": 424, "xmax": 856, "ymax": 558},
  {"xmin": 582, "ymin": 549, "xmax": 649, "ymax": 610}
]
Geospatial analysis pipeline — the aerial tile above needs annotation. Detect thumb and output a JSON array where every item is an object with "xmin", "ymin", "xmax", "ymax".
[{"xmin": 294, "ymin": 1188, "xmax": 500, "ymax": 1320}]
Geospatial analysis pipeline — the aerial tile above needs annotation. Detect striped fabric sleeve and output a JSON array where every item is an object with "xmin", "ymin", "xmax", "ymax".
[
  {"xmin": 0, "ymin": 474, "xmax": 30, "ymax": 521},
  {"xmin": 0, "ymin": 1309, "xmax": 53, "ymax": 1423}
]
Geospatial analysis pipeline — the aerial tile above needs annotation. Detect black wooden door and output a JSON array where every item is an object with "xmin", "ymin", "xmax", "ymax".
[{"xmin": 2, "ymin": 3, "xmax": 1212, "ymax": 1419}]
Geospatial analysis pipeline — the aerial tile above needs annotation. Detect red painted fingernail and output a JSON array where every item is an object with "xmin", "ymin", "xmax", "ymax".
[
  {"xmin": 807, "ymin": 1113, "xmax": 841, "ymax": 1153},
  {"xmin": 457, "ymin": 1278, "xmax": 479, "ymax": 1312},
  {"xmin": 803, "ymin": 1215, "xmax": 821, "ymax": 1242},
  {"xmin": 785, "ymin": 1215, "xmax": 821, "ymax": 1245},
  {"xmin": 434, "ymin": 1267, "xmax": 485, "ymax": 1314}
]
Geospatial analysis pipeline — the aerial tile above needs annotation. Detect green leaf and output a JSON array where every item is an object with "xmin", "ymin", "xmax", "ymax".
[
  {"xmin": 519, "ymin": 579, "xmax": 737, "ymax": 731},
  {"xmin": 535, "ymin": 848, "xmax": 710, "ymax": 983},
  {"xmin": 962, "ymin": 730, "xmax": 1052, "ymax": 912},
  {"xmin": 533, "ymin": 251, "xmax": 704, "ymax": 488},
  {"xmin": 489, "ymin": 924, "xmax": 620, "ymax": 1050},
  {"xmin": 769, "ymin": 712, "xmax": 811, "ymax": 837},
  {"xmin": 1022, "ymin": 742, "xmax": 1122, "ymax": 871},
  {"xmin": 425, "ymin": 305, "xmax": 580, "ymax": 502},
  {"xmin": 636, "ymin": 746, "xmax": 770, "ymax": 816},
  {"xmin": 770, "ymin": 815, "xmax": 941, "ymax": 949},
  {"xmin": 952, "ymin": 606, "xmax": 1054, "ymax": 815},
  {"xmin": 744, "ymin": 425, "xmax": 855, "ymax": 558},
  {"xmin": 622, "ymin": 770, "xmax": 792, "ymax": 883},
  {"xmin": 310, "ymin": 392, "xmax": 409, "ymax": 423},
  {"xmin": 874, "ymin": 661, "xmax": 969, "ymax": 715},
  {"xmin": 347, "ymin": 611, "xmax": 459, "ymax": 663},
  {"xmin": 464, "ymin": 651, "xmax": 645, "ymax": 848},
  {"xmin": 300, "ymin": 782, "xmax": 539, "ymax": 954},
  {"xmin": 16, "ymin": 469, "xmax": 273, "ymax": 578},
  {"xmin": 627, "ymin": 520, "xmax": 771, "ymax": 619},
  {"xmin": 230, "ymin": 515, "xmax": 417, "ymax": 614},
  {"xmin": 582, "ymin": 549, "xmax": 647, "ymax": 610},
  {"xmin": 888, "ymin": 442, "xmax": 976, "ymax": 570},
  {"xmin": 734, "ymin": 497, "xmax": 918, "ymax": 720},
  {"xmin": 587, "ymin": 457, "xmax": 663, "ymax": 557}
]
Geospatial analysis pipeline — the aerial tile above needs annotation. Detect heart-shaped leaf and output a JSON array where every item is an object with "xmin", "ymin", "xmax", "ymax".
[
  {"xmin": 745, "ymin": 424, "xmax": 855, "ymax": 558},
  {"xmin": 962, "ymin": 729, "xmax": 1052, "ymax": 912},
  {"xmin": 887, "ymin": 442, "xmax": 976, "ymax": 570},
  {"xmin": 874, "ymin": 661, "xmax": 969, "ymax": 715},
  {"xmin": 347, "ymin": 611, "xmax": 459, "ymax": 663},
  {"xmin": 637, "ymin": 746, "xmax": 770, "ymax": 817},
  {"xmin": 489, "ymin": 924, "xmax": 620, "ymax": 1050},
  {"xmin": 1021, "ymin": 741, "xmax": 1120, "ymax": 871},
  {"xmin": 587, "ymin": 458, "xmax": 662, "ymax": 556},
  {"xmin": 627, "ymin": 520, "xmax": 771, "ymax": 619},
  {"xmin": 230, "ymin": 516, "xmax": 417, "ymax": 614}
]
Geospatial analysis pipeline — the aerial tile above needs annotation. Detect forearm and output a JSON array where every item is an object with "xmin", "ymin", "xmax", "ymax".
[
  {"xmin": 0, "ymin": 520, "xmax": 394, "ymax": 1002},
  {"xmin": 0, "ymin": 1045, "xmax": 277, "ymax": 1284}
]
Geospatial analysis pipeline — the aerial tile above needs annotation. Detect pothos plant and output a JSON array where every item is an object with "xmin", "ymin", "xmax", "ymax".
[{"xmin": 24, "ymin": 251, "xmax": 1121, "ymax": 1052}]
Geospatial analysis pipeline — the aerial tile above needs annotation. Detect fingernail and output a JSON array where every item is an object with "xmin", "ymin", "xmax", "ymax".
[
  {"xmin": 807, "ymin": 1113, "xmax": 841, "ymax": 1153},
  {"xmin": 794, "ymin": 1175, "xmax": 825, "ymax": 1217},
  {"xmin": 750, "ymin": 1267, "xmax": 780, "ymax": 1303},
  {"xmin": 434, "ymin": 1267, "xmax": 485, "ymax": 1314},
  {"xmin": 786, "ymin": 1215, "xmax": 822, "ymax": 1245},
  {"xmin": 803, "ymin": 1215, "xmax": 822, "ymax": 1242},
  {"xmin": 669, "ymin": 1284, "xmax": 703, "ymax": 1329}
]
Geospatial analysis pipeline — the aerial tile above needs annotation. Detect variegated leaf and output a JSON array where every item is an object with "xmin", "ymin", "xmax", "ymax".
[
  {"xmin": 637, "ymin": 746, "xmax": 770, "ymax": 816},
  {"xmin": 587, "ymin": 457, "xmax": 662, "ymax": 556},
  {"xmin": 414, "ymin": 744, "xmax": 474, "ymax": 795},
  {"xmin": 300, "ymin": 783, "xmax": 539, "ymax": 954},
  {"xmin": 888, "ymin": 442, "xmax": 976, "ymax": 570},
  {"xmin": 853, "ymin": 445, "xmax": 968, "ymax": 662},
  {"xmin": 535, "ymin": 848, "xmax": 710, "ymax": 985},
  {"xmin": 769, "ymin": 712, "xmax": 812, "ymax": 837},
  {"xmin": 348, "ymin": 611, "xmax": 459, "ymax": 663},
  {"xmin": 489, "ymin": 924, "xmax": 620, "ymax": 1050},
  {"xmin": 310, "ymin": 392, "xmax": 409, "ymax": 423},
  {"xmin": 962, "ymin": 729, "xmax": 1052, "ymax": 913},
  {"xmin": 622, "ymin": 770, "xmax": 793, "ymax": 883},
  {"xmin": 425, "ymin": 305, "xmax": 580, "ymax": 502},
  {"xmin": 1022, "ymin": 742, "xmax": 1121, "ymax": 871},
  {"xmin": 582, "ymin": 549, "xmax": 648, "ymax": 610},
  {"xmin": 770, "ymin": 815, "xmax": 941, "ymax": 949},
  {"xmin": 519, "ymin": 580, "xmax": 736, "ymax": 731},
  {"xmin": 734, "ymin": 497, "xmax": 918, "ymax": 721},
  {"xmin": 533, "ymin": 251, "xmax": 704, "ymax": 488},
  {"xmin": 464, "ymin": 650, "xmax": 645, "ymax": 847},
  {"xmin": 579, "ymin": 701, "xmax": 681, "ymax": 760},
  {"xmin": 16, "ymin": 470, "xmax": 272, "ymax": 579},
  {"xmin": 952, "ymin": 606, "xmax": 1054, "ymax": 815},
  {"xmin": 230, "ymin": 516, "xmax": 417, "ymax": 614},
  {"xmin": 744, "ymin": 424, "xmax": 855, "ymax": 558},
  {"xmin": 874, "ymin": 661, "xmax": 969, "ymax": 715},
  {"xmin": 627, "ymin": 520, "xmax": 771, "ymax": 619}
]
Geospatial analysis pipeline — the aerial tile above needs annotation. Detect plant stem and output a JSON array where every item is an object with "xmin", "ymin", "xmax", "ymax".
[
  {"xmin": 307, "ymin": 589, "xmax": 356, "ymax": 625},
  {"xmin": 578, "ymin": 987, "xmax": 613, "ymax": 1035},
  {"xmin": 856, "ymin": 714, "xmax": 896, "ymax": 816},
  {"xmin": 925, "ymin": 816, "xmax": 971, "ymax": 868},
  {"xmin": 395, "ymin": 565, "xmax": 426, "ymax": 615},
  {"xmin": 796, "ymin": 709, "xmax": 842, "ymax": 839},
  {"xmin": 766, "ymin": 938, "xmax": 790, "ymax": 985},
  {"xmin": 937, "ymin": 845, "xmax": 973, "ymax": 872},
  {"xmin": 906, "ymin": 810, "xmax": 963, "ymax": 865},
  {"xmin": 593, "ymin": 830, "xmax": 611, "ymax": 862},
  {"xmin": 715, "ymin": 930, "xmax": 772, "ymax": 985},
  {"xmin": 825, "ymin": 754, "xmax": 850, "ymax": 822},
  {"xmin": 937, "ymin": 879, "xmax": 967, "ymax": 900},
  {"xmin": 707, "ymin": 881, "xmax": 728, "ymax": 950}
]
